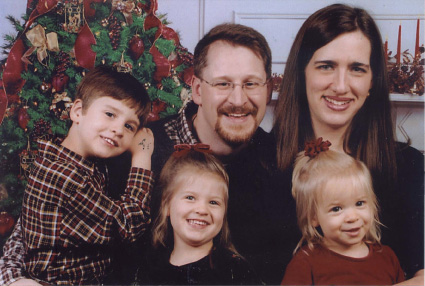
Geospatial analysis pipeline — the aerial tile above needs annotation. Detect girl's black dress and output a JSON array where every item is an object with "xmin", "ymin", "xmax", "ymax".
[{"xmin": 133, "ymin": 246, "xmax": 263, "ymax": 285}]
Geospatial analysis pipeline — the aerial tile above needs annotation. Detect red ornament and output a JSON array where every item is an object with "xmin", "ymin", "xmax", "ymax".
[
  {"xmin": 147, "ymin": 99, "xmax": 167, "ymax": 122},
  {"xmin": 51, "ymin": 74, "xmax": 69, "ymax": 93},
  {"xmin": 18, "ymin": 106, "xmax": 30, "ymax": 130},
  {"xmin": 129, "ymin": 35, "xmax": 145, "ymax": 60},
  {"xmin": 0, "ymin": 211, "xmax": 15, "ymax": 237}
]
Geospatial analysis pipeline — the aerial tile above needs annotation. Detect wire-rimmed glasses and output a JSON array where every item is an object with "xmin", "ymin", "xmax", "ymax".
[{"xmin": 199, "ymin": 77, "xmax": 269, "ymax": 96}]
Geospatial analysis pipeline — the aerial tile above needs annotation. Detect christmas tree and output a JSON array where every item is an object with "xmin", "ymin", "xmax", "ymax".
[{"xmin": 0, "ymin": 0, "xmax": 193, "ymax": 251}]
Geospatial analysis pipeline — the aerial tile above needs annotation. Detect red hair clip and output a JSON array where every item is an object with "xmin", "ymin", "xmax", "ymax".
[
  {"xmin": 304, "ymin": 137, "xmax": 331, "ymax": 158},
  {"xmin": 173, "ymin": 143, "xmax": 212, "ymax": 158}
]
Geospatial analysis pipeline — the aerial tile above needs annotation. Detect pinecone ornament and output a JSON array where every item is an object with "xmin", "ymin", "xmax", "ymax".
[{"xmin": 108, "ymin": 16, "xmax": 122, "ymax": 50}]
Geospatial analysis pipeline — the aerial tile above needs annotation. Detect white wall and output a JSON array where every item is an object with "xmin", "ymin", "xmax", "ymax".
[{"xmin": 1, "ymin": 0, "xmax": 424, "ymax": 151}]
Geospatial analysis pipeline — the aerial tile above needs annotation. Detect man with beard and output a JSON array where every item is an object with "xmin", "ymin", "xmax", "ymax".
[
  {"xmin": 1, "ymin": 24, "xmax": 298, "ymax": 285},
  {"xmin": 139, "ymin": 23, "xmax": 299, "ymax": 284}
]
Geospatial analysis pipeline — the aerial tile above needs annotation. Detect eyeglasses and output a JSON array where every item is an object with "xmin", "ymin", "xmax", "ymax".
[{"xmin": 199, "ymin": 78, "xmax": 269, "ymax": 96}]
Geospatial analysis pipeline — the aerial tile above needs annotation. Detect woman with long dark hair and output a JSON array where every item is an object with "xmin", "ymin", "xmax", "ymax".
[{"xmin": 273, "ymin": 4, "xmax": 424, "ymax": 284}]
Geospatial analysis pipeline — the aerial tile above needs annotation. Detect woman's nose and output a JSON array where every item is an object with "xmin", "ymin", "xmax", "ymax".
[{"xmin": 331, "ymin": 70, "xmax": 349, "ymax": 95}]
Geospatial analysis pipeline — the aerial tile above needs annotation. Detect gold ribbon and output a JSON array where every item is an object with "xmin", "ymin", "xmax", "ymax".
[
  {"xmin": 112, "ymin": 0, "xmax": 136, "ymax": 25},
  {"xmin": 22, "ymin": 24, "xmax": 59, "ymax": 65}
]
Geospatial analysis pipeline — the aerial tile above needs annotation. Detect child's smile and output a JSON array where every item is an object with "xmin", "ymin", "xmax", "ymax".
[
  {"xmin": 168, "ymin": 171, "xmax": 227, "ymax": 250},
  {"xmin": 313, "ymin": 179, "xmax": 372, "ymax": 257},
  {"xmin": 65, "ymin": 96, "xmax": 140, "ymax": 159}
]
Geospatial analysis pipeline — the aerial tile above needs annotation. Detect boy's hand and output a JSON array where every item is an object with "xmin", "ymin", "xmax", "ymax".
[{"xmin": 130, "ymin": 127, "xmax": 154, "ymax": 170}]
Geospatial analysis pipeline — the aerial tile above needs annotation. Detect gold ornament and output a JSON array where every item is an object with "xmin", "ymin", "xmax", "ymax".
[
  {"xmin": 63, "ymin": 0, "xmax": 84, "ymax": 33},
  {"xmin": 113, "ymin": 52, "xmax": 132, "ymax": 73},
  {"xmin": 101, "ymin": 18, "xmax": 109, "ymax": 27},
  {"xmin": 50, "ymin": 92, "xmax": 73, "ymax": 120},
  {"xmin": 112, "ymin": 0, "xmax": 136, "ymax": 25},
  {"xmin": 19, "ymin": 139, "xmax": 37, "ymax": 180}
]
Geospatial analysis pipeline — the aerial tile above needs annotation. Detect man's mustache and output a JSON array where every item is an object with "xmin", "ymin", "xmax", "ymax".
[{"xmin": 217, "ymin": 105, "xmax": 258, "ymax": 116}]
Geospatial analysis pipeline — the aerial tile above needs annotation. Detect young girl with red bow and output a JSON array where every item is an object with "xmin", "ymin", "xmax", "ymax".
[
  {"xmin": 281, "ymin": 138, "xmax": 405, "ymax": 285},
  {"xmin": 134, "ymin": 144, "xmax": 262, "ymax": 285}
]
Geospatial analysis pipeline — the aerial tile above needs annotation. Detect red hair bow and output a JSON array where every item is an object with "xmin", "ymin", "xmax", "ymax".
[
  {"xmin": 173, "ymin": 143, "xmax": 212, "ymax": 157},
  {"xmin": 304, "ymin": 137, "xmax": 331, "ymax": 158}
]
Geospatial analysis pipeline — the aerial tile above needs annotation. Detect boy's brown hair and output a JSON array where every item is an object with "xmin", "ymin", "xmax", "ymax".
[{"xmin": 75, "ymin": 65, "xmax": 151, "ymax": 126}]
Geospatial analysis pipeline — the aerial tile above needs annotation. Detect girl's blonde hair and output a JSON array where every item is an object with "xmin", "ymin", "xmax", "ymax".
[
  {"xmin": 151, "ymin": 149, "xmax": 238, "ymax": 254},
  {"xmin": 292, "ymin": 150, "xmax": 381, "ymax": 253}
]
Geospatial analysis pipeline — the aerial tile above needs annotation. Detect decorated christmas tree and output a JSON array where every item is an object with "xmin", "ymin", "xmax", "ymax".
[{"xmin": 0, "ymin": 0, "xmax": 193, "ymax": 251}]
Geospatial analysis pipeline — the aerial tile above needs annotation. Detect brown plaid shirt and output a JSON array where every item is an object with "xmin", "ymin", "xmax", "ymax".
[
  {"xmin": 0, "ymin": 102, "xmax": 197, "ymax": 285},
  {"xmin": 164, "ymin": 100, "xmax": 199, "ymax": 145},
  {"xmin": 19, "ymin": 139, "xmax": 154, "ymax": 285}
]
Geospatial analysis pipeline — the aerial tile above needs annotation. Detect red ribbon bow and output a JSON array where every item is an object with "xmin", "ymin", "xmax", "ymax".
[
  {"xmin": 304, "ymin": 137, "xmax": 331, "ymax": 158},
  {"xmin": 173, "ymin": 143, "xmax": 212, "ymax": 158}
]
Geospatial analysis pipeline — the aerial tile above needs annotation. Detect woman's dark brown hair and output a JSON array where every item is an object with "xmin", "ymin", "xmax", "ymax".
[{"xmin": 272, "ymin": 4, "xmax": 397, "ymax": 184}]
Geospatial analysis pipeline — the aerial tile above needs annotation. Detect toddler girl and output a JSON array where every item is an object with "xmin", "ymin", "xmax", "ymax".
[
  {"xmin": 281, "ymin": 138, "xmax": 405, "ymax": 285},
  {"xmin": 134, "ymin": 143, "xmax": 262, "ymax": 285}
]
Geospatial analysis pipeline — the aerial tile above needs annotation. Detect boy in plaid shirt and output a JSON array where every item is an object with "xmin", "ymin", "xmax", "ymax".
[{"xmin": 19, "ymin": 66, "xmax": 155, "ymax": 285}]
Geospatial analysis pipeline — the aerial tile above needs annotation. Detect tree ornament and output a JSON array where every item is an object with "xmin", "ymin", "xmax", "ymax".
[
  {"xmin": 101, "ymin": 18, "xmax": 109, "ymax": 27},
  {"xmin": 147, "ymin": 99, "xmax": 167, "ymax": 122},
  {"xmin": 134, "ymin": 5, "xmax": 142, "ymax": 16},
  {"xmin": 108, "ymin": 15, "xmax": 122, "ymax": 50},
  {"xmin": 176, "ymin": 45, "xmax": 194, "ymax": 66},
  {"xmin": 19, "ymin": 139, "xmax": 37, "ymax": 180},
  {"xmin": 32, "ymin": 119, "xmax": 52, "ymax": 141},
  {"xmin": 52, "ymin": 52, "xmax": 71, "ymax": 92},
  {"xmin": 40, "ymin": 82, "xmax": 52, "ymax": 93},
  {"xmin": 51, "ymin": 74, "xmax": 70, "ymax": 93},
  {"xmin": 63, "ymin": 0, "xmax": 84, "ymax": 33},
  {"xmin": 112, "ymin": 0, "xmax": 137, "ymax": 25},
  {"xmin": 129, "ymin": 34, "xmax": 144, "ymax": 60},
  {"xmin": 50, "ymin": 92, "xmax": 73, "ymax": 120},
  {"xmin": 18, "ymin": 106, "xmax": 30, "ymax": 130},
  {"xmin": 114, "ymin": 52, "xmax": 132, "ymax": 73},
  {"xmin": 0, "ymin": 212, "xmax": 15, "ymax": 237}
]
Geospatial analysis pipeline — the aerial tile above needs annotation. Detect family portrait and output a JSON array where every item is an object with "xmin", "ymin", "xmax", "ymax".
[{"xmin": 0, "ymin": 0, "xmax": 423, "ymax": 285}]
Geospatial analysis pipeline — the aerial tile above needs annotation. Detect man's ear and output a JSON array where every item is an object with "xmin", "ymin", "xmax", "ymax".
[
  {"xmin": 266, "ymin": 80, "xmax": 273, "ymax": 105},
  {"xmin": 191, "ymin": 76, "xmax": 202, "ymax": 106},
  {"xmin": 69, "ymin": 99, "xmax": 83, "ymax": 123}
]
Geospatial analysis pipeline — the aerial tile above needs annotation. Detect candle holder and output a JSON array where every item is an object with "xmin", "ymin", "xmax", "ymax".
[{"xmin": 388, "ymin": 46, "xmax": 424, "ymax": 96}]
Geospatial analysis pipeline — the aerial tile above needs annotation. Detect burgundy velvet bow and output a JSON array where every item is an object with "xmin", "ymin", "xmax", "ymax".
[
  {"xmin": 304, "ymin": 137, "xmax": 332, "ymax": 158},
  {"xmin": 173, "ymin": 143, "xmax": 212, "ymax": 157}
]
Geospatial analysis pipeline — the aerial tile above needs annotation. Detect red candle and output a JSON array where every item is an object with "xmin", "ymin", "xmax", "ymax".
[
  {"xmin": 415, "ymin": 19, "xmax": 420, "ymax": 57},
  {"xmin": 396, "ymin": 23, "xmax": 401, "ymax": 65}
]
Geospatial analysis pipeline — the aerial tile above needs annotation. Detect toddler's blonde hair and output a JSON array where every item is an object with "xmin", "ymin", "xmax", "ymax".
[{"xmin": 292, "ymin": 150, "xmax": 381, "ymax": 253}]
